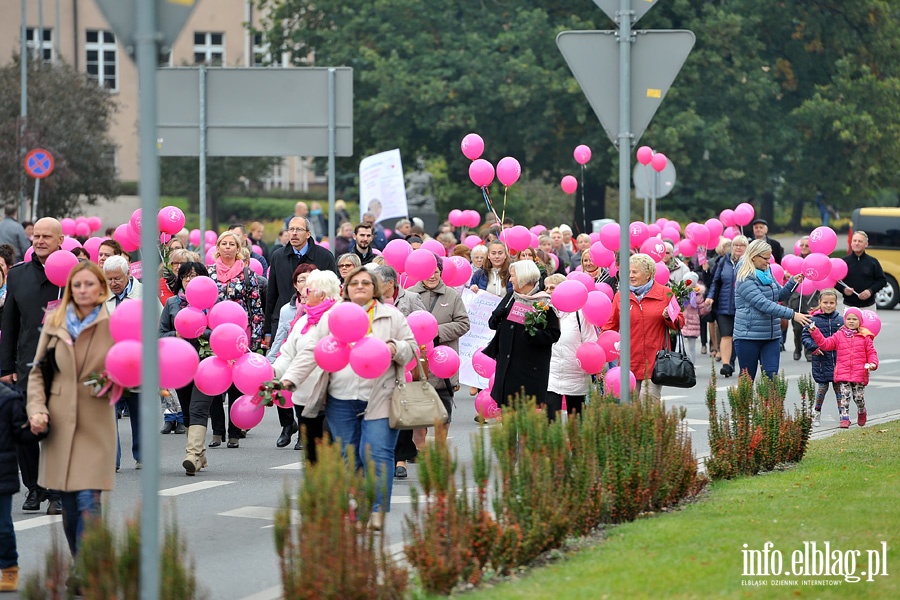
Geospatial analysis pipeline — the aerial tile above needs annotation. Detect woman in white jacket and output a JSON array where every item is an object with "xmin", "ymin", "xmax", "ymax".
[{"xmin": 544, "ymin": 274, "xmax": 598, "ymax": 421}]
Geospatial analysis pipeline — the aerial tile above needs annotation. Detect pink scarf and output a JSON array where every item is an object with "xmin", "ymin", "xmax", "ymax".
[
  {"xmin": 301, "ymin": 298, "xmax": 337, "ymax": 334},
  {"xmin": 215, "ymin": 259, "xmax": 244, "ymax": 284}
]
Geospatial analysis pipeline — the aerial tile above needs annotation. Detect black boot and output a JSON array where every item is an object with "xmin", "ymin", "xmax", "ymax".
[
  {"xmin": 276, "ymin": 422, "xmax": 298, "ymax": 448},
  {"xmin": 173, "ymin": 422, "xmax": 186, "ymax": 434},
  {"xmin": 22, "ymin": 488, "xmax": 43, "ymax": 511},
  {"xmin": 160, "ymin": 421, "xmax": 176, "ymax": 434}
]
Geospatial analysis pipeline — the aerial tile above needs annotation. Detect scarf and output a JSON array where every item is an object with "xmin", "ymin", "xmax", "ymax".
[
  {"xmin": 364, "ymin": 299, "xmax": 377, "ymax": 334},
  {"xmin": 215, "ymin": 259, "xmax": 244, "ymax": 284},
  {"xmin": 755, "ymin": 268, "xmax": 774, "ymax": 285},
  {"xmin": 301, "ymin": 298, "xmax": 336, "ymax": 334},
  {"xmin": 66, "ymin": 304, "xmax": 101, "ymax": 340},
  {"xmin": 513, "ymin": 285, "xmax": 550, "ymax": 304},
  {"xmin": 288, "ymin": 301, "xmax": 306, "ymax": 332},
  {"xmin": 0, "ymin": 283, "xmax": 6, "ymax": 308},
  {"xmin": 630, "ymin": 280, "xmax": 654, "ymax": 300},
  {"xmin": 177, "ymin": 290, "xmax": 189, "ymax": 308}
]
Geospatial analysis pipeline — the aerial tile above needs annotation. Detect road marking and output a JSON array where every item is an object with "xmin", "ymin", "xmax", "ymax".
[
  {"xmin": 14, "ymin": 515, "xmax": 62, "ymax": 532},
  {"xmin": 219, "ymin": 506, "xmax": 279, "ymax": 521},
  {"xmin": 271, "ymin": 462, "xmax": 302, "ymax": 470},
  {"xmin": 683, "ymin": 418, "xmax": 710, "ymax": 425},
  {"xmin": 159, "ymin": 480, "xmax": 234, "ymax": 496},
  {"xmin": 239, "ymin": 586, "xmax": 281, "ymax": 600}
]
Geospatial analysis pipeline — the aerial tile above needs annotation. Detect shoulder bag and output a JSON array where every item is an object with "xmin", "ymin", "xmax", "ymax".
[
  {"xmin": 651, "ymin": 330, "xmax": 696, "ymax": 388},
  {"xmin": 389, "ymin": 358, "xmax": 448, "ymax": 430},
  {"xmin": 31, "ymin": 337, "xmax": 59, "ymax": 441}
]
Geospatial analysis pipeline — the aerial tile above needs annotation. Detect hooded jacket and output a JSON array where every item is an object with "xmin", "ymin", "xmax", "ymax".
[
  {"xmin": 809, "ymin": 325, "xmax": 878, "ymax": 385},
  {"xmin": 801, "ymin": 310, "xmax": 843, "ymax": 383}
]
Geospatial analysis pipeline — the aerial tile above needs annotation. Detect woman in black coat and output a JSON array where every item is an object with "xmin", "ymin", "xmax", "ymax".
[{"xmin": 487, "ymin": 260, "xmax": 561, "ymax": 407}]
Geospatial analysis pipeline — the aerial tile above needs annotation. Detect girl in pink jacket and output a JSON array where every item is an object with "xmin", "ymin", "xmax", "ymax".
[{"xmin": 808, "ymin": 307, "xmax": 878, "ymax": 428}]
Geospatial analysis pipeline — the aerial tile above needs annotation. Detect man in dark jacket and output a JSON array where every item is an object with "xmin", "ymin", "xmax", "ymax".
[
  {"xmin": 835, "ymin": 231, "xmax": 887, "ymax": 308},
  {"xmin": 0, "ymin": 218, "xmax": 63, "ymax": 514},
  {"xmin": 349, "ymin": 223, "xmax": 377, "ymax": 265},
  {"xmin": 751, "ymin": 219, "xmax": 784, "ymax": 263},
  {"xmin": 0, "ymin": 382, "xmax": 31, "ymax": 591}
]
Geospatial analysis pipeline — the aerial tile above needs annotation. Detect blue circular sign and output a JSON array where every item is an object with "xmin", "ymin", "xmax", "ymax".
[{"xmin": 25, "ymin": 148, "xmax": 54, "ymax": 179}]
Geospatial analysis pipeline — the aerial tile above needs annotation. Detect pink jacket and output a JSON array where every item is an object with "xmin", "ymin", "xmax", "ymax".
[{"xmin": 809, "ymin": 326, "xmax": 878, "ymax": 385}]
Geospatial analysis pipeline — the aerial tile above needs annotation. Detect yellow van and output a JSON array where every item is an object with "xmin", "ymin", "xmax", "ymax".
[{"xmin": 849, "ymin": 207, "xmax": 900, "ymax": 309}]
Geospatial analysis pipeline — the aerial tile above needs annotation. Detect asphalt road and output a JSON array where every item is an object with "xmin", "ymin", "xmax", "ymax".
[{"xmin": 11, "ymin": 308, "xmax": 900, "ymax": 599}]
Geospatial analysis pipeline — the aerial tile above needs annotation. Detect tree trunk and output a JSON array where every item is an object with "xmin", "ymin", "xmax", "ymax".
[
  {"xmin": 789, "ymin": 196, "xmax": 805, "ymax": 231},
  {"xmin": 583, "ymin": 174, "xmax": 606, "ymax": 228},
  {"xmin": 761, "ymin": 191, "xmax": 775, "ymax": 232}
]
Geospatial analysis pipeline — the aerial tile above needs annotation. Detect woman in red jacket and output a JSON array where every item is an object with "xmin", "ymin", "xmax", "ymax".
[{"xmin": 602, "ymin": 253, "xmax": 684, "ymax": 401}]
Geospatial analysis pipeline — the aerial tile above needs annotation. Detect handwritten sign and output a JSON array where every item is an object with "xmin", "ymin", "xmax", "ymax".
[
  {"xmin": 458, "ymin": 289, "xmax": 502, "ymax": 388},
  {"xmin": 130, "ymin": 261, "xmax": 143, "ymax": 280}
]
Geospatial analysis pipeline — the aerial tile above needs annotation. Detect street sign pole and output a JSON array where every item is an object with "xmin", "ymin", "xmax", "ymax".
[
  {"xmin": 20, "ymin": 0, "xmax": 28, "ymax": 220},
  {"xmin": 32, "ymin": 179, "xmax": 39, "ymax": 219},
  {"xmin": 199, "ymin": 65, "xmax": 207, "ymax": 257},
  {"xmin": 135, "ymin": 1, "xmax": 161, "ymax": 598},
  {"xmin": 617, "ymin": 0, "xmax": 632, "ymax": 404},
  {"xmin": 328, "ymin": 68, "xmax": 336, "ymax": 254}
]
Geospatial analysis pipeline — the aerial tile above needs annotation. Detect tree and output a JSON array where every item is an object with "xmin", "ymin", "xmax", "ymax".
[{"xmin": 0, "ymin": 54, "xmax": 119, "ymax": 217}]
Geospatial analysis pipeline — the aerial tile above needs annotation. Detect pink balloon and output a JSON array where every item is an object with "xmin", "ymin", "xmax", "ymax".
[
  {"xmin": 185, "ymin": 276, "xmax": 219, "ymax": 310},
  {"xmin": 252, "ymin": 245, "xmax": 263, "ymax": 256},
  {"xmin": 447, "ymin": 256, "xmax": 472, "ymax": 286},
  {"xmin": 87, "ymin": 216, "xmax": 103, "ymax": 232},
  {"xmin": 405, "ymin": 248, "xmax": 438, "ymax": 282},
  {"xmin": 174, "ymin": 306, "xmax": 208, "ymax": 339},
  {"xmin": 464, "ymin": 235, "xmax": 481, "ymax": 249},
  {"xmin": 439, "ymin": 258, "xmax": 458, "ymax": 286},
  {"xmin": 273, "ymin": 390, "xmax": 292, "ymax": 409},
  {"xmin": 654, "ymin": 262, "xmax": 670, "ymax": 285},
  {"xmin": 383, "ymin": 239, "xmax": 413, "ymax": 271},
  {"xmin": 678, "ymin": 239, "xmax": 698, "ymax": 258},
  {"xmin": 801, "ymin": 253, "xmax": 832, "ymax": 281},
  {"xmin": 733, "ymin": 203, "xmax": 755, "ymax": 227},
  {"xmin": 505, "ymin": 225, "xmax": 531, "ymax": 253},
  {"xmin": 427, "ymin": 345, "xmax": 461, "ymax": 378},
  {"xmin": 83, "ymin": 237, "xmax": 104, "ymax": 262},
  {"xmin": 205, "ymin": 248, "xmax": 216, "ymax": 265},
  {"xmin": 114, "ymin": 224, "xmax": 139, "ymax": 253},
  {"xmin": 808, "ymin": 226, "xmax": 838, "ymax": 255},
  {"xmin": 629, "ymin": 222, "xmax": 650, "ymax": 248},
  {"xmin": 129, "ymin": 209, "xmax": 142, "ymax": 236},
  {"xmin": 780, "ymin": 254, "xmax": 803, "ymax": 275},
  {"xmin": 582, "ymin": 290, "xmax": 613, "ymax": 327},
  {"xmin": 472, "ymin": 348, "xmax": 496, "ymax": 378},
  {"xmin": 598, "ymin": 330, "xmax": 620, "ymax": 361},
  {"xmin": 24, "ymin": 247, "xmax": 34, "ymax": 262},
  {"xmin": 770, "ymin": 263, "xmax": 785, "ymax": 285},
  {"xmin": 469, "ymin": 159, "xmax": 495, "ymax": 187},
  {"xmin": 560, "ymin": 175, "xmax": 577, "ymax": 194},
  {"xmin": 61, "ymin": 237, "xmax": 82, "ymax": 252},
  {"xmin": 551, "ymin": 279, "xmax": 589, "ymax": 312},
  {"xmin": 106, "ymin": 340, "xmax": 143, "ymax": 388},
  {"xmin": 719, "ymin": 209, "xmax": 735, "ymax": 228},
  {"xmin": 328, "ymin": 302, "xmax": 370, "ymax": 345},
  {"xmin": 603, "ymin": 366, "xmax": 636, "ymax": 397},
  {"xmin": 686, "ymin": 223, "xmax": 710, "ymax": 247},
  {"xmin": 249, "ymin": 257, "xmax": 263, "ymax": 276},
  {"xmin": 496, "ymin": 156, "xmax": 522, "ymax": 186},
  {"xmin": 662, "ymin": 227, "xmax": 681, "ymax": 245},
  {"xmin": 798, "ymin": 278, "xmax": 818, "ymax": 294},
  {"xmin": 573, "ymin": 144, "xmax": 592, "ymax": 165},
  {"xmin": 461, "ymin": 133, "xmax": 485, "ymax": 160},
  {"xmin": 109, "ymin": 299, "xmax": 143, "ymax": 342},
  {"xmin": 230, "ymin": 395, "xmax": 265, "ymax": 430},
  {"xmin": 814, "ymin": 277, "xmax": 837, "ymax": 291},
  {"xmin": 205, "ymin": 230, "xmax": 219, "ymax": 246},
  {"xmin": 647, "ymin": 224, "xmax": 662, "ymax": 238},
  {"xmin": 189, "ymin": 229, "xmax": 201, "ymax": 246},
  {"xmin": 75, "ymin": 222, "xmax": 91, "ymax": 238},
  {"xmin": 567, "ymin": 270, "xmax": 595, "ymax": 291},
  {"xmin": 723, "ymin": 226, "xmax": 738, "ymax": 240},
  {"xmin": 829, "ymin": 258, "xmax": 848, "ymax": 282},
  {"xmin": 463, "ymin": 210, "xmax": 481, "ymax": 228},
  {"xmin": 209, "ymin": 323, "xmax": 249, "ymax": 361},
  {"xmin": 576, "ymin": 342, "xmax": 606, "ymax": 375},
  {"xmin": 794, "ymin": 240, "xmax": 803, "ymax": 256},
  {"xmin": 44, "ymin": 250, "xmax": 79, "ymax": 287},
  {"xmin": 448, "ymin": 209, "xmax": 464, "ymax": 227},
  {"xmin": 159, "ymin": 337, "xmax": 200, "ymax": 389},
  {"xmin": 475, "ymin": 389, "xmax": 500, "ymax": 419},
  {"xmin": 60, "ymin": 218, "xmax": 76, "ymax": 236},
  {"xmin": 233, "ymin": 352, "xmax": 274, "ymax": 395},
  {"xmin": 861, "ymin": 310, "xmax": 881, "ymax": 337},
  {"xmin": 208, "ymin": 300, "xmax": 249, "ymax": 330},
  {"xmin": 589, "ymin": 241, "xmax": 616, "ymax": 268},
  {"xmin": 408, "ymin": 310, "xmax": 439, "ymax": 345},
  {"xmin": 636, "ymin": 146, "xmax": 653, "ymax": 165},
  {"xmin": 639, "ymin": 238, "xmax": 666, "ymax": 262},
  {"xmin": 651, "ymin": 153, "xmax": 668, "ymax": 172},
  {"xmin": 314, "ymin": 335, "xmax": 351, "ymax": 372},
  {"xmin": 158, "ymin": 206, "xmax": 186, "ymax": 235},
  {"xmin": 349, "ymin": 336, "xmax": 392, "ymax": 379},
  {"xmin": 705, "ymin": 218, "xmax": 724, "ymax": 240},
  {"xmin": 599, "ymin": 223, "xmax": 620, "ymax": 251},
  {"xmin": 420, "ymin": 239, "xmax": 445, "ymax": 258}
]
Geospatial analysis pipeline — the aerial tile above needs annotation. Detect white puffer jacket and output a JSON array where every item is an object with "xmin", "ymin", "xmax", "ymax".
[{"xmin": 547, "ymin": 310, "xmax": 598, "ymax": 396}]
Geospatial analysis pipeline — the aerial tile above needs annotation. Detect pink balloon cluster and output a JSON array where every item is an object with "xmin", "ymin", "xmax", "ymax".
[{"xmin": 448, "ymin": 209, "xmax": 481, "ymax": 229}]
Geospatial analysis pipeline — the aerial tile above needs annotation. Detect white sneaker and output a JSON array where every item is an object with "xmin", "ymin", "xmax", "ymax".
[{"xmin": 812, "ymin": 411, "xmax": 821, "ymax": 427}]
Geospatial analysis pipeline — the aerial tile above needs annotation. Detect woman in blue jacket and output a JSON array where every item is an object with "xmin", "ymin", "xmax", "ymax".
[
  {"xmin": 704, "ymin": 235, "xmax": 747, "ymax": 377},
  {"xmin": 733, "ymin": 240, "xmax": 811, "ymax": 381}
]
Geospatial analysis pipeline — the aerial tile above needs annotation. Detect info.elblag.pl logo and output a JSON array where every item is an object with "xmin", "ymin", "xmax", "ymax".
[{"xmin": 741, "ymin": 542, "xmax": 890, "ymax": 586}]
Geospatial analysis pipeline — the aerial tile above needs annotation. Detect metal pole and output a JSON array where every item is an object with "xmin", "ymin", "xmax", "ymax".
[
  {"xmin": 32, "ymin": 178, "xmax": 39, "ymax": 219},
  {"xmin": 327, "ymin": 67, "xmax": 336, "ymax": 254},
  {"xmin": 54, "ymin": 0, "xmax": 60, "ymax": 59},
  {"xmin": 20, "ymin": 0, "xmax": 28, "ymax": 220},
  {"xmin": 643, "ymin": 194, "xmax": 648, "ymax": 223},
  {"xmin": 617, "ymin": 0, "xmax": 633, "ymax": 404},
  {"xmin": 135, "ymin": 1, "xmax": 161, "ymax": 598},
  {"xmin": 199, "ymin": 65, "xmax": 207, "ymax": 258},
  {"xmin": 651, "ymin": 171, "xmax": 658, "ymax": 222},
  {"xmin": 37, "ymin": 0, "xmax": 43, "ymax": 62}
]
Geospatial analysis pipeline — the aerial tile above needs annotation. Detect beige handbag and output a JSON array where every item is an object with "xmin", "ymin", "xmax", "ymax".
[{"xmin": 389, "ymin": 360, "xmax": 448, "ymax": 430}]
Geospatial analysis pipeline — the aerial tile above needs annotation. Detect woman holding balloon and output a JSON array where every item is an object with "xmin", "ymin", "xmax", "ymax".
[{"xmin": 280, "ymin": 266, "xmax": 417, "ymax": 531}]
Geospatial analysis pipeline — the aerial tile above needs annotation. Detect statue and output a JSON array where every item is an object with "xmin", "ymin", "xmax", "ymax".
[{"xmin": 405, "ymin": 157, "xmax": 437, "ymax": 214}]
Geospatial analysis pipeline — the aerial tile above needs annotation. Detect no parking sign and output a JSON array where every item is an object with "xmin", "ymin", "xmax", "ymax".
[{"xmin": 24, "ymin": 148, "xmax": 54, "ymax": 218}]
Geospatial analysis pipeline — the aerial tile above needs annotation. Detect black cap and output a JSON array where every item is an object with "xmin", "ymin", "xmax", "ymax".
[{"xmin": 751, "ymin": 218, "xmax": 767, "ymax": 227}]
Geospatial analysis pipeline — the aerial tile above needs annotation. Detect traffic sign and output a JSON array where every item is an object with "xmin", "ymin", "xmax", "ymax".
[
  {"xmin": 633, "ymin": 160, "xmax": 676, "ymax": 199},
  {"xmin": 94, "ymin": 0, "xmax": 198, "ymax": 56},
  {"xmin": 24, "ymin": 148, "xmax": 54, "ymax": 179},
  {"xmin": 557, "ymin": 30, "xmax": 695, "ymax": 148},
  {"xmin": 593, "ymin": 0, "xmax": 661, "ymax": 27}
]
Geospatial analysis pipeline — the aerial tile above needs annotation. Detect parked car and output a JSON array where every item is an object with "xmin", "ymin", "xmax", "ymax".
[{"xmin": 848, "ymin": 207, "xmax": 900, "ymax": 309}]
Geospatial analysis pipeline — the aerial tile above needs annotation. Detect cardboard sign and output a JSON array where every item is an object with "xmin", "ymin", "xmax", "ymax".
[
  {"xmin": 457, "ymin": 289, "xmax": 502, "ymax": 388},
  {"xmin": 667, "ymin": 295, "xmax": 681, "ymax": 321},
  {"xmin": 42, "ymin": 299, "xmax": 62, "ymax": 324},
  {"xmin": 130, "ymin": 261, "xmax": 142, "ymax": 279},
  {"xmin": 507, "ymin": 301, "xmax": 533, "ymax": 325}
]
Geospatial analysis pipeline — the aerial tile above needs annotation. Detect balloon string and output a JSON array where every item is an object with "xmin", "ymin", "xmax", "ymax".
[
  {"xmin": 501, "ymin": 186, "xmax": 508, "ymax": 227},
  {"xmin": 481, "ymin": 187, "xmax": 501, "ymax": 227},
  {"xmin": 580, "ymin": 164, "xmax": 586, "ymax": 235}
]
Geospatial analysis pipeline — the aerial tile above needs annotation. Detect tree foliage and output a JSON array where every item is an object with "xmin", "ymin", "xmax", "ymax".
[
  {"xmin": 255, "ymin": 0, "xmax": 900, "ymax": 228},
  {"xmin": 0, "ymin": 54, "xmax": 119, "ymax": 217}
]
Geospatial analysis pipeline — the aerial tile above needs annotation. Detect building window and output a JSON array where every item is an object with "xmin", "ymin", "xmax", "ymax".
[
  {"xmin": 25, "ymin": 27, "xmax": 53, "ymax": 63},
  {"xmin": 252, "ymin": 33, "xmax": 269, "ymax": 66},
  {"xmin": 85, "ymin": 30, "xmax": 118, "ymax": 91},
  {"xmin": 193, "ymin": 32, "xmax": 224, "ymax": 65}
]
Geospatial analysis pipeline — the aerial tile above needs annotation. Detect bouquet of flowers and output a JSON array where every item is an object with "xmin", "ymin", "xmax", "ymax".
[
  {"xmin": 524, "ymin": 300, "xmax": 551, "ymax": 336},
  {"xmin": 83, "ymin": 371, "xmax": 139, "ymax": 405},
  {"xmin": 252, "ymin": 380, "xmax": 291, "ymax": 408},
  {"xmin": 668, "ymin": 275, "xmax": 702, "ymax": 309}
]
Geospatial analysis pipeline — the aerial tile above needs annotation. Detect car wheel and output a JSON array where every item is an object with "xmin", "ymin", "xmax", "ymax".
[{"xmin": 875, "ymin": 275, "xmax": 899, "ymax": 310}]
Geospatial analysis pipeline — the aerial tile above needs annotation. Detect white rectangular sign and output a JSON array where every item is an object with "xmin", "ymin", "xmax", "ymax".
[
  {"xmin": 457, "ymin": 289, "xmax": 503, "ymax": 389},
  {"xmin": 358, "ymin": 149, "xmax": 408, "ymax": 223}
]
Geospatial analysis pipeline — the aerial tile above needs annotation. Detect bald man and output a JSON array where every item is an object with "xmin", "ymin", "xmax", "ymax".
[{"xmin": 0, "ymin": 217, "xmax": 64, "ymax": 514}]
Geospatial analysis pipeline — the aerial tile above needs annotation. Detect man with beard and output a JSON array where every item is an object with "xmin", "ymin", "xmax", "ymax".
[{"xmin": 350, "ymin": 223, "xmax": 377, "ymax": 265}]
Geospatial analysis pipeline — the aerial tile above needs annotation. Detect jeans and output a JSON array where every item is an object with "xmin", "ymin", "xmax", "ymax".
[
  {"xmin": 60, "ymin": 490, "xmax": 101, "ymax": 557},
  {"xmin": 0, "ymin": 494, "xmax": 16, "ymax": 569},
  {"xmin": 734, "ymin": 338, "xmax": 781, "ymax": 381},
  {"xmin": 325, "ymin": 397, "xmax": 399, "ymax": 512},
  {"xmin": 116, "ymin": 391, "xmax": 141, "ymax": 468}
]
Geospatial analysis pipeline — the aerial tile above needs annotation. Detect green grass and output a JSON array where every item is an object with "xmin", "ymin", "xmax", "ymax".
[{"xmin": 462, "ymin": 422, "xmax": 899, "ymax": 599}]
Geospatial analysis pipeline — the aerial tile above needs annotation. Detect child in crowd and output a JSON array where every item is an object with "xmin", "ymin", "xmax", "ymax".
[
  {"xmin": 801, "ymin": 289, "xmax": 844, "ymax": 427},
  {"xmin": 681, "ymin": 272, "xmax": 708, "ymax": 362},
  {"xmin": 807, "ymin": 306, "xmax": 878, "ymax": 429}
]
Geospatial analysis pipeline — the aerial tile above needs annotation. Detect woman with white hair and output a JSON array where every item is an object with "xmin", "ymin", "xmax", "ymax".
[{"xmin": 485, "ymin": 260, "xmax": 561, "ymax": 407}]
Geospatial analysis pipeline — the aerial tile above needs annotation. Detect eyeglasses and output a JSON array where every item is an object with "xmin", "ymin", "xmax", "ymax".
[
  {"xmin": 347, "ymin": 279, "xmax": 374, "ymax": 287},
  {"xmin": 181, "ymin": 273, "xmax": 198, "ymax": 281},
  {"xmin": 288, "ymin": 227, "xmax": 308, "ymax": 233},
  {"xmin": 338, "ymin": 263, "xmax": 354, "ymax": 269},
  {"xmin": 170, "ymin": 261, "xmax": 184, "ymax": 268}
]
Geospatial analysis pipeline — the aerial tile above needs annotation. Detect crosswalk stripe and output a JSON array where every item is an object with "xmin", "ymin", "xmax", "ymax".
[
  {"xmin": 270, "ymin": 462, "xmax": 302, "ymax": 470},
  {"xmin": 159, "ymin": 480, "xmax": 234, "ymax": 496},
  {"xmin": 14, "ymin": 515, "xmax": 62, "ymax": 532}
]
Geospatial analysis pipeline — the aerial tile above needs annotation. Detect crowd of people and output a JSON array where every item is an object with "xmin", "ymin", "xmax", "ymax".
[{"xmin": 0, "ymin": 199, "xmax": 887, "ymax": 593}]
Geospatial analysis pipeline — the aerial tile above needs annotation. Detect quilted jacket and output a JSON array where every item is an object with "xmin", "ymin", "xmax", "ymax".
[
  {"xmin": 801, "ymin": 310, "xmax": 843, "ymax": 383},
  {"xmin": 733, "ymin": 273, "xmax": 795, "ymax": 341},
  {"xmin": 705, "ymin": 254, "xmax": 739, "ymax": 316},
  {"xmin": 809, "ymin": 326, "xmax": 878, "ymax": 385}
]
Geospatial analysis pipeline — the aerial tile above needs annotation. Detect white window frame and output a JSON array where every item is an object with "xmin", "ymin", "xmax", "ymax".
[
  {"xmin": 85, "ymin": 30, "xmax": 119, "ymax": 92},
  {"xmin": 25, "ymin": 27, "xmax": 54, "ymax": 63},
  {"xmin": 193, "ymin": 32, "xmax": 225, "ymax": 65}
]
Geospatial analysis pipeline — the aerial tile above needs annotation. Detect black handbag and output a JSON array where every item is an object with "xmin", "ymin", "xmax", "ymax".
[
  {"xmin": 651, "ymin": 331, "xmax": 696, "ymax": 388},
  {"xmin": 31, "ymin": 339, "xmax": 59, "ymax": 441}
]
